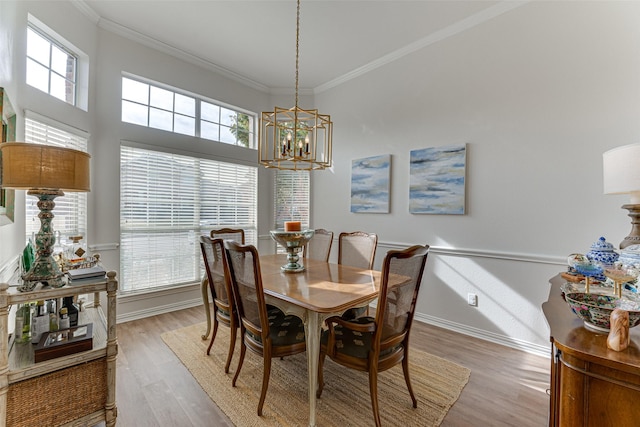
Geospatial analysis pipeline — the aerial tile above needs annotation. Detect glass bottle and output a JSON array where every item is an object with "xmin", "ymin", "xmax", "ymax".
[
  {"xmin": 63, "ymin": 296, "xmax": 79, "ymax": 327},
  {"xmin": 21, "ymin": 302, "xmax": 33, "ymax": 343},
  {"xmin": 14, "ymin": 309, "xmax": 24, "ymax": 344},
  {"xmin": 31, "ymin": 300, "xmax": 49, "ymax": 344},
  {"xmin": 69, "ymin": 235, "xmax": 86, "ymax": 262},
  {"xmin": 59, "ymin": 307, "xmax": 70, "ymax": 330},
  {"xmin": 47, "ymin": 299, "xmax": 58, "ymax": 331}
]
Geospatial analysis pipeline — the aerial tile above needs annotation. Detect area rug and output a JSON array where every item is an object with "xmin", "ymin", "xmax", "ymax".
[{"xmin": 161, "ymin": 323, "xmax": 470, "ymax": 427}]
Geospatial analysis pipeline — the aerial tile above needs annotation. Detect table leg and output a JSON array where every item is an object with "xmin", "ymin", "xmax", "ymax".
[
  {"xmin": 201, "ymin": 276, "xmax": 211, "ymax": 340},
  {"xmin": 304, "ymin": 310, "xmax": 321, "ymax": 427}
]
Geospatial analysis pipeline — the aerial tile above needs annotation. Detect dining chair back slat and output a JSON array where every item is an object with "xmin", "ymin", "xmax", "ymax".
[
  {"xmin": 211, "ymin": 228, "xmax": 245, "ymax": 244},
  {"xmin": 223, "ymin": 240, "xmax": 307, "ymax": 416},
  {"xmin": 304, "ymin": 228, "xmax": 333, "ymax": 262},
  {"xmin": 318, "ymin": 244, "xmax": 430, "ymax": 427},
  {"xmin": 199, "ymin": 235, "xmax": 237, "ymax": 373},
  {"xmin": 338, "ymin": 231, "xmax": 378, "ymax": 270}
]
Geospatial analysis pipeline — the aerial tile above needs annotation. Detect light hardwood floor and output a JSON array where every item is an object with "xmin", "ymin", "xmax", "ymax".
[{"xmin": 109, "ymin": 306, "xmax": 550, "ymax": 426}]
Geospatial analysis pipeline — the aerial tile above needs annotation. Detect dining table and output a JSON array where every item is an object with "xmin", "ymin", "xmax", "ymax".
[
  {"xmin": 199, "ymin": 252, "xmax": 409, "ymax": 426},
  {"xmin": 257, "ymin": 253, "xmax": 408, "ymax": 427}
]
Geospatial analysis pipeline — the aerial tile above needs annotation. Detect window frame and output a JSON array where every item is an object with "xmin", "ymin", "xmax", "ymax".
[
  {"xmin": 119, "ymin": 143, "xmax": 258, "ymax": 294},
  {"xmin": 26, "ymin": 14, "xmax": 89, "ymax": 111},
  {"xmin": 121, "ymin": 74, "xmax": 257, "ymax": 149}
]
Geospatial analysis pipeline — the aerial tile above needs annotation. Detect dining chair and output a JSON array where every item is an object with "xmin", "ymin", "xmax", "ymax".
[
  {"xmin": 338, "ymin": 231, "xmax": 378, "ymax": 269},
  {"xmin": 317, "ymin": 244, "xmax": 430, "ymax": 427},
  {"xmin": 303, "ymin": 228, "xmax": 334, "ymax": 262},
  {"xmin": 210, "ymin": 227, "xmax": 245, "ymax": 244},
  {"xmin": 338, "ymin": 231, "xmax": 378, "ymax": 319},
  {"xmin": 199, "ymin": 236, "xmax": 237, "ymax": 373},
  {"xmin": 223, "ymin": 240, "xmax": 307, "ymax": 416}
]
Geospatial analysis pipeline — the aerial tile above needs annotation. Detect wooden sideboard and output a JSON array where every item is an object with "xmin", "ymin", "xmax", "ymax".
[{"xmin": 543, "ymin": 275, "xmax": 640, "ymax": 426}]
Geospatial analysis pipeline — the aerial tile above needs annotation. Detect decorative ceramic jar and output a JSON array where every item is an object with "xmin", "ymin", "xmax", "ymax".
[
  {"xmin": 586, "ymin": 237, "xmax": 619, "ymax": 266},
  {"xmin": 619, "ymin": 244, "xmax": 640, "ymax": 268}
]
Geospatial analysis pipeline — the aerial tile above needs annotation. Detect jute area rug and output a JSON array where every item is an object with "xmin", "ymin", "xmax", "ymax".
[{"xmin": 161, "ymin": 322, "xmax": 470, "ymax": 427}]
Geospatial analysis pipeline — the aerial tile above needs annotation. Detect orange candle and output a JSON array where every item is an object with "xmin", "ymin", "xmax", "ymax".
[{"xmin": 284, "ymin": 221, "xmax": 301, "ymax": 232}]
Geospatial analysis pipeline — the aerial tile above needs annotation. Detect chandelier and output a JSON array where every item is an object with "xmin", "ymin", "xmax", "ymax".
[{"xmin": 258, "ymin": 0, "xmax": 333, "ymax": 171}]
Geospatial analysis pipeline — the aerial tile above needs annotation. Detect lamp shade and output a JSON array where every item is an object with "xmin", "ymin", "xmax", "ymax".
[
  {"xmin": 603, "ymin": 143, "xmax": 640, "ymax": 204},
  {"xmin": 1, "ymin": 142, "xmax": 90, "ymax": 192}
]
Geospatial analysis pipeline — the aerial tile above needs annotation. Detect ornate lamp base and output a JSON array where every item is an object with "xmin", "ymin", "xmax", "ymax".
[
  {"xmin": 620, "ymin": 204, "xmax": 640, "ymax": 249},
  {"xmin": 19, "ymin": 189, "xmax": 65, "ymax": 292}
]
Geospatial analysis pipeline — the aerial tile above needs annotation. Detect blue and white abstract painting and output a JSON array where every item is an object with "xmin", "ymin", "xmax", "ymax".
[
  {"xmin": 409, "ymin": 144, "xmax": 466, "ymax": 214},
  {"xmin": 350, "ymin": 154, "xmax": 391, "ymax": 213}
]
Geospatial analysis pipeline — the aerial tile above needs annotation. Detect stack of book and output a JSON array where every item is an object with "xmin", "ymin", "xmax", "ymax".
[{"xmin": 66, "ymin": 265, "xmax": 107, "ymax": 284}]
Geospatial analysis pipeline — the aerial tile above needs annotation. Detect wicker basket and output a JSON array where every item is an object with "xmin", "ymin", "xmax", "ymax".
[{"xmin": 6, "ymin": 359, "xmax": 107, "ymax": 427}]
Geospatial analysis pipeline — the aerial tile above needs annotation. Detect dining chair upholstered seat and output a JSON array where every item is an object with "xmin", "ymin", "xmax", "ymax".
[
  {"xmin": 303, "ymin": 228, "xmax": 334, "ymax": 262},
  {"xmin": 223, "ymin": 240, "xmax": 307, "ymax": 416},
  {"xmin": 199, "ymin": 236, "xmax": 237, "ymax": 373},
  {"xmin": 317, "ymin": 244, "xmax": 430, "ymax": 427},
  {"xmin": 338, "ymin": 231, "xmax": 378, "ymax": 319}
]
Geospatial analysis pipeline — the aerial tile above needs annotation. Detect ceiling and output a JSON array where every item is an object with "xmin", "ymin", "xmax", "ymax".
[{"xmin": 75, "ymin": 0, "xmax": 521, "ymax": 93}]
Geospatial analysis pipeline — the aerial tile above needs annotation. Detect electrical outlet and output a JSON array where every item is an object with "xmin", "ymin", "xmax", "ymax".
[{"xmin": 467, "ymin": 293, "xmax": 478, "ymax": 306}]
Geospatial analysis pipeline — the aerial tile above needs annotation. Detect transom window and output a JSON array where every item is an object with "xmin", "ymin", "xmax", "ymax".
[
  {"xmin": 26, "ymin": 26, "xmax": 77, "ymax": 105},
  {"xmin": 121, "ymin": 76, "xmax": 256, "ymax": 148}
]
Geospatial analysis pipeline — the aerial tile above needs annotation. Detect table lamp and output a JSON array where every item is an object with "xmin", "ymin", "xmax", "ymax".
[
  {"xmin": 603, "ymin": 143, "xmax": 640, "ymax": 249},
  {"xmin": 0, "ymin": 142, "xmax": 90, "ymax": 291}
]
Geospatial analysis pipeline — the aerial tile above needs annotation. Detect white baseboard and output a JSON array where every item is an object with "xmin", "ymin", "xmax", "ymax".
[
  {"xmin": 117, "ymin": 297, "xmax": 204, "ymax": 323},
  {"xmin": 413, "ymin": 312, "xmax": 550, "ymax": 358}
]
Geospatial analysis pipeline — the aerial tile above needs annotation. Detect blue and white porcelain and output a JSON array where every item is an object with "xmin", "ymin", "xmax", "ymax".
[
  {"xmin": 619, "ymin": 244, "xmax": 640, "ymax": 268},
  {"xmin": 586, "ymin": 237, "xmax": 619, "ymax": 266}
]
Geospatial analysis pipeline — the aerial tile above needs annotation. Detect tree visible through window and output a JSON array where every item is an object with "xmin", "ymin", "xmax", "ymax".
[{"xmin": 121, "ymin": 76, "xmax": 255, "ymax": 148}]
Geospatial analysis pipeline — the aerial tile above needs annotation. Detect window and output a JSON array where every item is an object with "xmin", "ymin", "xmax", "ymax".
[
  {"xmin": 120, "ymin": 145, "xmax": 257, "ymax": 293},
  {"xmin": 24, "ymin": 113, "xmax": 88, "ymax": 244},
  {"xmin": 26, "ymin": 26, "xmax": 77, "ymax": 105},
  {"xmin": 274, "ymin": 170, "xmax": 310, "ymax": 253},
  {"xmin": 121, "ymin": 76, "xmax": 256, "ymax": 148}
]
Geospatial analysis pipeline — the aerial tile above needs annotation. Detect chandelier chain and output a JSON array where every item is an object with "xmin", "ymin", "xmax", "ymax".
[{"xmin": 295, "ymin": 0, "xmax": 300, "ymax": 108}]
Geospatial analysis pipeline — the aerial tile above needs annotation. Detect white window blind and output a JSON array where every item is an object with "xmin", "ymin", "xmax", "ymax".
[
  {"xmin": 120, "ymin": 145, "xmax": 257, "ymax": 293},
  {"xmin": 24, "ymin": 116, "xmax": 88, "ymax": 243},
  {"xmin": 274, "ymin": 170, "xmax": 309, "ymax": 253}
]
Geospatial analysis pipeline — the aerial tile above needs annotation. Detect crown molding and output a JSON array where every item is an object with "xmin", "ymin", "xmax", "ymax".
[
  {"xmin": 98, "ymin": 18, "xmax": 270, "ymax": 93},
  {"xmin": 314, "ymin": 0, "xmax": 530, "ymax": 94},
  {"xmin": 73, "ymin": 0, "xmax": 528, "ymax": 95}
]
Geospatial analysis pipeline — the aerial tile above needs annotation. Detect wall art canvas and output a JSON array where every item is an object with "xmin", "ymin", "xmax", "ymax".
[
  {"xmin": 409, "ymin": 144, "xmax": 466, "ymax": 214},
  {"xmin": 350, "ymin": 154, "xmax": 391, "ymax": 213}
]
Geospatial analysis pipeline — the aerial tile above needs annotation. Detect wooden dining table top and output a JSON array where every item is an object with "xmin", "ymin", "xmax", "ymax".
[{"xmin": 259, "ymin": 254, "xmax": 403, "ymax": 314}]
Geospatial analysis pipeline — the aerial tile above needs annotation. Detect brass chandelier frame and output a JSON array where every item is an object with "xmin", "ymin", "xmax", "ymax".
[{"xmin": 258, "ymin": 0, "xmax": 333, "ymax": 171}]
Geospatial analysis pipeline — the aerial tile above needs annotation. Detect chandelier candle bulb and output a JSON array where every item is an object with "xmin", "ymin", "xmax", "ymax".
[{"xmin": 284, "ymin": 221, "xmax": 302, "ymax": 232}]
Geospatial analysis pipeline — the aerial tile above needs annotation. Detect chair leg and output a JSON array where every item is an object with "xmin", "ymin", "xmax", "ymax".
[
  {"xmin": 402, "ymin": 352, "xmax": 418, "ymax": 408},
  {"xmin": 316, "ymin": 350, "xmax": 326, "ymax": 398},
  {"xmin": 206, "ymin": 316, "xmax": 219, "ymax": 356},
  {"xmin": 369, "ymin": 365, "xmax": 381, "ymax": 427},
  {"xmin": 225, "ymin": 325, "xmax": 237, "ymax": 374},
  {"xmin": 232, "ymin": 337, "xmax": 246, "ymax": 387},
  {"xmin": 257, "ymin": 356, "xmax": 272, "ymax": 416}
]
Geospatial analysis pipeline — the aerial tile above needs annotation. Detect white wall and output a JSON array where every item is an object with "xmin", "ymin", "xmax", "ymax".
[
  {"xmin": 2, "ymin": 1, "xmax": 638, "ymax": 354},
  {"xmin": 312, "ymin": 1, "xmax": 640, "ymax": 353},
  {"xmin": 0, "ymin": 0, "xmax": 24, "ymax": 278}
]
